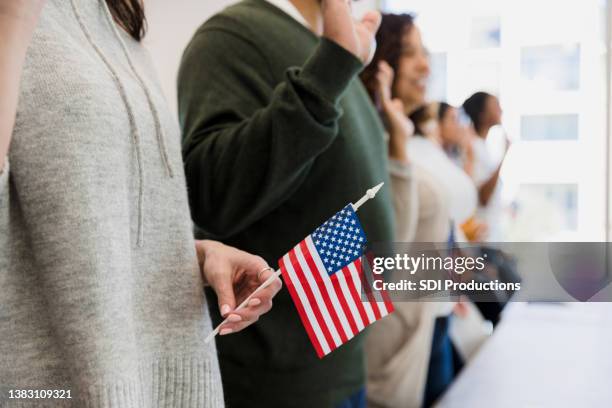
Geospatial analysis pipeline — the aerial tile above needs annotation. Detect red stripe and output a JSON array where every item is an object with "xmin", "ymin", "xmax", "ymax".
[
  {"xmin": 330, "ymin": 273, "xmax": 359, "ymax": 336},
  {"xmin": 364, "ymin": 252, "xmax": 395, "ymax": 313},
  {"xmin": 299, "ymin": 241, "xmax": 349, "ymax": 344},
  {"xmin": 359, "ymin": 259, "xmax": 383, "ymax": 321},
  {"xmin": 279, "ymin": 255, "xmax": 325, "ymax": 358},
  {"xmin": 342, "ymin": 261, "xmax": 370, "ymax": 328},
  {"xmin": 288, "ymin": 248, "xmax": 336, "ymax": 353},
  {"xmin": 381, "ymin": 286, "xmax": 395, "ymax": 313}
]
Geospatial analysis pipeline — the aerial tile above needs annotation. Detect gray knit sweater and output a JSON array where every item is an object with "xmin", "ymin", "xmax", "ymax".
[{"xmin": 0, "ymin": 1, "xmax": 223, "ymax": 407}]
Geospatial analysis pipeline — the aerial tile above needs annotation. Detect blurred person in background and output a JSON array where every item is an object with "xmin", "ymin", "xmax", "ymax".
[
  {"xmin": 436, "ymin": 101, "xmax": 488, "ymax": 242},
  {"xmin": 462, "ymin": 92, "xmax": 518, "ymax": 326},
  {"xmin": 361, "ymin": 14, "xmax": 473, "ymax": 408},
  {"xmin": 177, "ymin": 0, "xmax": 395, "ymax": 407},
  {"xmin": 409, "ymin": 103, "xmax": 479, "ymax": 244},
  {"xmin": 462, "ymin": 92, "xmax": 510, "ymax": 242},
  {"xmin": 438, "ymin": 102, "xmax": 474, "ymax": 178}
]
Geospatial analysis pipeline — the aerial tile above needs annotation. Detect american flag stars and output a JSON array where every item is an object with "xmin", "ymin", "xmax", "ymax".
[{"xmin": 311, "ymin": 206, "xmax": 367, "ymax": 274}]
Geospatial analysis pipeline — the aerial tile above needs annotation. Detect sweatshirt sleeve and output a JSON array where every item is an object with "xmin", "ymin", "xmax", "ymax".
[
  {"xmin": 389, "ymin": 159, "xmax": 418, "ymax": 242},
  {"xmin": 178, "ymin": 29, "xmax": 363, "ymax": 238}
]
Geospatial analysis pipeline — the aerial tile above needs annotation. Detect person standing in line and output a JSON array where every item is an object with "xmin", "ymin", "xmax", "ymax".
[
  {"xmin": 462, "ymin": 92, "xmax": 510, "ymax": 242},
  {"xmin": 361, "ymin": 14, "xmax": 456, "ymax": 408},
  {"xmin": 0, "ymin": 1, "xmax": 281, "ymax": 406},
  {"xmin": 177, "ymin": 0, "xmax": 395, "ymax": 406}
]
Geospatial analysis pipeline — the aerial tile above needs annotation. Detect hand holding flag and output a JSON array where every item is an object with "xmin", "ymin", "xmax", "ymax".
[{"xmin": 206, "ymin": 183, "xmax": 394, "ymax": 358}]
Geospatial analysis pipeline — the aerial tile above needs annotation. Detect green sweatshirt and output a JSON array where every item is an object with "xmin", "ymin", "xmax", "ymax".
[{"xmin": 178, "ymin": 1, "xmax": 395, "ymax": 406}]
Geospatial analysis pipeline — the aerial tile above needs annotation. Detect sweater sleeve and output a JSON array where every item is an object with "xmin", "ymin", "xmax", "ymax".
[
  {"xmin": 389, "ymin": 159, "xmax": 418, "ymax": 242},
  {"xmin": 178, "ymin": 29, "xmax": 363, "ymax": 238}
]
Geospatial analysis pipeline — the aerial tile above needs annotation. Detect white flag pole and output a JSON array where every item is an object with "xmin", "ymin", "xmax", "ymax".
[{"xmin": 204, "ymin": 182, "xmax": 384, "ymax": 343}]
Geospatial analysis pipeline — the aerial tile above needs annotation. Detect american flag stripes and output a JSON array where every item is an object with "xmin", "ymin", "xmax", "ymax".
[{"xmin": 279, "ymin": 205, "xmax": 394, "ymax": 358}]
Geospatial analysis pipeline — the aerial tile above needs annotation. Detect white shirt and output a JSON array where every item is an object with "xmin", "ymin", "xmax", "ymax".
[
  {"xmin": 472, "ymin": 137, "xmax": 503, "ymax": 241},
  {"xmin": 265, "ymin": 0, "xmax": 309, "ymax": 27},
  {"xmin": 408, "ymin": 137, "xmax": 478, "ymax": 242}
]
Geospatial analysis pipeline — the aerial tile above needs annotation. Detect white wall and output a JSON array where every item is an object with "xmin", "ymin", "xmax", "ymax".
[
  {"xmin": 145, "ymin": 0, "xmax": 381, "ymax": 115},
  {"xmin": 144, "ymin": 0, "xmax": 235, "ymax": 115}
]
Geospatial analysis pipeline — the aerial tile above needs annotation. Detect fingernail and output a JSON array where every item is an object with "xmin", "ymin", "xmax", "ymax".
[
  {"xmin": 220, "ymin": 328, "xmax": 233, "ymax": 336},
  {"xmin": 227, "ymin": 314, "xmax": 242, "ymax": 323},
  {"xmin": 248, "ymin": 298, "xmax": 261, "ymax": 307},
  {"xmin": 220, "ymin": 304, "xmax": 231, "ymax": 316}
]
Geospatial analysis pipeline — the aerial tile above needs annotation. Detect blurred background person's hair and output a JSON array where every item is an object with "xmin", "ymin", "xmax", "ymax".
[
  {"xmin": 462, "ymin": 91, "xmax": 502, "ymax": 138},
  {"xmin": 361, "ymin": 12, "xmax": 432, "ymax": 116}
]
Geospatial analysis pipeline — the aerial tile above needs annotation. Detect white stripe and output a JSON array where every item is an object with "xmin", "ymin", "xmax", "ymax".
[
  {"xmin": 361, "ymin": 261, "xmax": 392, "ymax": 317},
  {"xmin": 377, "ymin": 302, "xmax": 391, "ymax": 317},
  {"xmin": 348, "ymin": 262, "xmax": 376, "ymax": 324},
  {"xmin": 305, "ymin": 237, "xmax": 354, "ymax": 340},
  {"xmin": 335, "ymin": 266, "xmax": 365, "ymax": 331},
  {"xmin": 294, "ymin": 242, "xmax": 342, "ymax": 348},
  {"xmin": 282, "ymin": 254, "xmax": 331, "ymax": 355}
]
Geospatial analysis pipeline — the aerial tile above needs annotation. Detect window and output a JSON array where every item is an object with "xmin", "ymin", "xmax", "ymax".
[
  {"xmin": 506, "ymin": 184, "xmax": 578, "ymax": 240},
  {"xmin": 521, "ymin": 44, "xmax": 581, "ymax": 91},
  {"xmin": 520, "ymin": 114, "xmax": 579, "ymax": 141},
  {"xmin": 385, "ymin": 0, "xmax": 606, "ymax": 241},
  {"xmin": 470, "ymin": 16, "xmax": 501, "ymax": 48},
  {"xmin": 427, "ymin": 53, "xmax": 447, "ymax": 101}
]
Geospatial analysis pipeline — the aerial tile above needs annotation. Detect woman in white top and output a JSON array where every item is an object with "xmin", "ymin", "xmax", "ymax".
[
  {"xmin": 462, "ymin": 92, "xmax": 511, "ymax": 242},
  {"xmin": 408, "ymin": 103, "xmax": 478, "ymax": 241},
  {"xmin": 360, "ymin": 14, "xmax": 476, "ymax": 408}
]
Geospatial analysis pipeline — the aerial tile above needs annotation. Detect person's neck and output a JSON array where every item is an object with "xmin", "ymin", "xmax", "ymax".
[
  {"xmin": 478, "ymin": 124, "xmax": 492, "ymax": 139},
  {"xmin": 289, "ymin": 0, "xmax": 323, "ymax": 35},
  {"xmin": 404, "ymin": 103, "xmax": 421, "ymax": 116}
]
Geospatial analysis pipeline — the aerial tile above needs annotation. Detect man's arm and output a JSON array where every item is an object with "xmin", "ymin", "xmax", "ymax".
[
  {"xmin": 179, "ymin": 1, "xmax": 381, "ymax": 238},
  {"xmin": 179, "ymin": 33, "xmax": 362, "ymax": 238}
]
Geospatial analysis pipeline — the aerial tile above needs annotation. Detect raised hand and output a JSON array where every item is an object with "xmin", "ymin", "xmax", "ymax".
[
  {"xmin": 376, "ymin": 60, "xmax": 414, "ymax": 163},
  {"xmin": 321, "ymin": 0, "xmax": 381, "ymax": 64}
]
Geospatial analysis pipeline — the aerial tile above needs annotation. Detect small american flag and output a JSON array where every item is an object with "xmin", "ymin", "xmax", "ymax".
[{"xmin": 279, "ymin": 204, "xmax": 394, "ymax": 358}]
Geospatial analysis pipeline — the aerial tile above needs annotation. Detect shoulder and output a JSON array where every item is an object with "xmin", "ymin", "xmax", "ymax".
[{"xmin": 192, "ymin": 1, "xmax": 290, "ymax": 43}]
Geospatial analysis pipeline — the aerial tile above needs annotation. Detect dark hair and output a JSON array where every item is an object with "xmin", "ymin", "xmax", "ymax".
[
  {"xmin": 462, "ymin": 91, "xmax": 492, "ymax": 134},
  {"xmin": 361, "ymin": 13, "xmax": 415, "ymax": 106},
  {"xmin": 106, "ymin": 0, "xmax": 147, "ymax": 41},
  {"xmin": 438, "ymin": 102, "xmax": 452, "ymax": 122},
  {"xmin": 409, "ymin": 102, "xmax": 453, "ymax": 136},
  {"xmin": 408, "ymin": 104, "xmax": 433, "ymax": 136}
]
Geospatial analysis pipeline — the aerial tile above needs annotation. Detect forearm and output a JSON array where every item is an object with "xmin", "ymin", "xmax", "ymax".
[
  {"xmin": 479, "ymin": 166, "xmax": 502, "ymax": 206},
  {"xmin": 181, "ymin": 37, "xmax": 363, "ymax": 237},
  {"xmin": 0, "ymin": 2, "xmax": 44, "ymax": 169},
  {"xmin": 388, "ymin": 132, "xmax": 410, "ymax": 165}
]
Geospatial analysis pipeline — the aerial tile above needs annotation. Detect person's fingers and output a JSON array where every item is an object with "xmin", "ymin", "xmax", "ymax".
[
  {"xmin": 360, "ymin": 10, "xmax": 382, "ymax": 36},
  {"xmin": 391, "ymin": 99, "xmax": 405, "ymax": 112},
  {"xmin": 236, "ymin": 252, "xmax": 269, "ymax": 275},
  {"xmin": 210, "ymin": 271, "xmax": 236, "ymax": 317},
  {"xmin": 231, "ymin": 299, "xmax": 273, "ymax": 325},
  {"xmin": 379, "ymin": 60, "xmax": 393, "ymax": 74},
  {"xmin": 220, "ymin": 318, "xmax": 258, "ymax": 335},
  {"xmin": 257, "ymin": 268, "xmax": 283, "ymax": 293},
  {"xmin": 217, "ymin": 301, "xmax": 270, "ymax": 335},
  {"xmin": 321, "ymin": 0, "xmax": 353, "ymax": 34}
]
